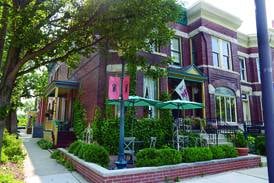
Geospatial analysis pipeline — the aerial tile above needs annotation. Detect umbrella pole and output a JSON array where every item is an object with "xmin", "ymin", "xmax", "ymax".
[
  {"xmin": 131, "ymin": 102, "xmax": 135, "ymax": 137},
  {"xmin": 176, "ymin": 104, "xmax": 179, "ymax": 150}
]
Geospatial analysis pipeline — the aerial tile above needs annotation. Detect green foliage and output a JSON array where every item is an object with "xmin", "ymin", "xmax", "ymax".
[
  {"xmin": 77, "ymin": 143, "xmax": 90, "ymax": 159},
  {"xmin": 17, "ymin": 115, "xmax": 27, "ymax": 127},
  {"xmin": 255, "ymin": 136, "xmax": 266, "ymax": 156},
  {"xmin": 233, "ymin": 132, "xmax": 248, "ymax": 148},
  {"xmin": 82, "ymin": 144, "xmax": 110, "ymax": 168},
  {"xmin": 68, "ymin": 141, "xmax": 82, "ymax": 154},
  {"xmin": 92, "ymin": 107, "xmax": 103, "ymax": 145},
  {"xmin": 72, "ymin": 100, "xmax": 87, "ymax": 140},
  {"xmin": 2, "ymin": 130, "xmax": 25, "ymax": 163},
  {"xmin": 181, "ymin": 147, "xmax": 213, "ymax": 162},
  {"xmin": 50, "ymin": 150, "xmax": 61, "ymax": 160},
  {"xmin": 219, "ymin": 145, "xmax": 238, "ymax": 158},
  {"xmin": 37, "ymin": 139, "xmax": 53, "ymax": 150},
  {"xmin": 180, "ymin": 132, "xmax": 206, "ymax": 147},
  {"xmin": 136, "ymin": 148, "xmax": 181, "ymax": 167},
  {"xmin": 0, "ymin": 151, "xmax": 8, "ymax": 163},
  {"xmin": 0, "ymin": 173, "xmax": 23, "ymax": 183},
  {"xmin": 210, "ymin": 146, "xmax": 226, "ymax": 159},
  {"xmin": 247, "ymin": 135, "xmax": 256, "ymax": 153}
]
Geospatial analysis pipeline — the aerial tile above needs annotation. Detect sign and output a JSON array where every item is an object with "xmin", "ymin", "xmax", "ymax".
[
  {"xmin": 108, "ymin": 76, "xmax": 120, "ymax": 99},
  {"xmin": 175, "ymin": 79, "xmax": 189, "ymax": 100},
  {"xmin": 108, "ymin": 76, "xmax": 130, "ymax": 100},
  {"xmin": 123, "ymin": 76, "xmax": 130, "ymax": 100}
]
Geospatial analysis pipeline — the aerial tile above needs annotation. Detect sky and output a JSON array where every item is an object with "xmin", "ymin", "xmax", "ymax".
[{"xmin": 182, "ymin": 0, "xmax": 274, "ymax": 34}]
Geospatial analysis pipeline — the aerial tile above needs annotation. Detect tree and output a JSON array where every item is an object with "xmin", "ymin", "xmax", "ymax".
[{"xmin": 0, "ymin": 0, "xmax": 182, "ymax": 160}]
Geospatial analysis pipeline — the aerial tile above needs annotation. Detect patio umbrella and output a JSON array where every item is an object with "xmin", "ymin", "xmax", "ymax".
[
  {"xmin": 156, "ymin": 99, "xmax": 203, "ymax": 150},
  {"xmin": 107, "ymin": 96, "xmax": 161, "ymax": 135}
]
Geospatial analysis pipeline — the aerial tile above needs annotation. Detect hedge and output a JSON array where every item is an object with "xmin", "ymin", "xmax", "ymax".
[{"xmin": 181, "ymin": 147, "xmax": 213, "ymax": 162}]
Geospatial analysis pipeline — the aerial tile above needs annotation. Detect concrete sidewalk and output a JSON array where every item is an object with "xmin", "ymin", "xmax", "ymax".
[
  {"xmin": 181, "ymin": 167, "xmax": 268, "ymax": 183},
  {"xmin": 21, "ymin": 132, "xmax": 88, "ymax": 183}
]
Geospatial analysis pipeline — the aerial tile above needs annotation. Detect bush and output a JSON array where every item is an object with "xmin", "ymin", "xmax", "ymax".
[
  {"xmin": 72, "ymin": 100, "xmax": 87, "ymax": 140},
  {"xmin": 2, "ymin": 130, "xmax": 25, "ymax": 163},
  {"xmin": 255, "ymin": 136, "xmax": 266, "ymax": 155},
  {"xmin": 181, "ymin": 147, "xmax": 213, "ymax": 162},
  {"xmin": 219, "ymin": 145, "xmax": 238, "ymax": 158},
  {"xmin": 68, "ymin": 141, "xmax": 82, "ymax": 154},
  {"xmin": 77, "ymin": 143, "xmax": 89, "ymax": 159},
  {"xmin": 37, "ymin": 139, "xmax": 53, "ymax": 149},
  {"xmin": 136, "ymin": 148, "xmax": 181, "ymax": 167},
  {"xmin": 210, "ymin": 146, "xmax": 225, "ymax": 159},
  {"xmin": 0, "ymin": 173, "xmax": 23, "ymax": 183},
  {"xmin": 0, "ymin": 150, "xmax": 8, "ymax": 163},
  {"xmin": 51, "ymin": 150, "xmax": 61, "ymax": 159},
  {"xmin": 82, "ymin": 144, "xmax": 110, "ymax": 168},
  {"xmin": 233, "ymin": 132, "xmax": 248, "ymax": 147}
]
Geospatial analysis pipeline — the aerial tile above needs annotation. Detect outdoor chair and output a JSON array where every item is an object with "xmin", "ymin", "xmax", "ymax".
[
  {"xmin": 175, "ymin": 135, "xmax": 189, "ymax": 150},
  {"xmin": 150, "ymin": 137, "xmax": 157, "ymax": 148},
  {"xmin": 124, "ymin": 137, "xmax": 136, "ymax": 164}
]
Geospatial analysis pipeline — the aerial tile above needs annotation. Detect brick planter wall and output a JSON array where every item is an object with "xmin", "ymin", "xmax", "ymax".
[{"xmin": 59, "ymin": 148, "xmax": 261, "ymax": 183}]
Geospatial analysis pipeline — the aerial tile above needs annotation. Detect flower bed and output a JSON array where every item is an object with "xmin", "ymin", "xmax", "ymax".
[{"xmin": 59, "ymin": 148, "xmax": 261, "ymax": 183}]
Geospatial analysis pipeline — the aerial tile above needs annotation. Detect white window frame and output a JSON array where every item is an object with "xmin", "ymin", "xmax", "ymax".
[
  {"xmin": 170, "ymin": 36, "xmax": 182, "ymax": 65},
  {"xmin": 215, "ymin": 88, "xmax": 237, "ymax": 124},
  {"xmin": 211, "ymin": 36, "xmax": 232, "ymax": 70},
  {"xmin": 239, "ymin": 56, "xmax": 247, "ymax": 81}
]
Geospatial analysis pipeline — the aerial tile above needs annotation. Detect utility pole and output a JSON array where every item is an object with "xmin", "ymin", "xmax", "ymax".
[
  {"xmin": 115, "ymin": 59, "xmax": 127, "ymax": 169},
  {"xmin": 254, "ymin": 0, "xmax": 274, "ymax": 182}
]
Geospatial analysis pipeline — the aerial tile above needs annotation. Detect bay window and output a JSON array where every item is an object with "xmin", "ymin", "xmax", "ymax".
[
  {"xmin": 215, "ymin": 87, "xmax": 237, "ymax": 123},
  {"xmin": 211, "ymin": 37, "xmax": 232, "ymax": 70}
]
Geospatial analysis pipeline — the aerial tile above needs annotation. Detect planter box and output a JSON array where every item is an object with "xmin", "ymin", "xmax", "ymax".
[{"xmin": 59, "ymin": 148, "xmax": 261, "ymax": 183}]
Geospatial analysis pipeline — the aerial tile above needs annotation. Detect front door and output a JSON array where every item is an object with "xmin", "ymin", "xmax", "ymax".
[{"xmin": 242, "ymin": 95, "xmax": 251, "ymax": 122}]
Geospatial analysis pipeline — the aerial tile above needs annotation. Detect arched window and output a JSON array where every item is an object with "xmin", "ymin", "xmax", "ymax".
[{"xmin": 215, "ymin": 87, "xmax": 237, "ymax": 123}]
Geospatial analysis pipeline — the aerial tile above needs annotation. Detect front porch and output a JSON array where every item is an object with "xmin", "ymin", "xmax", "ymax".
[{"xmin": 43, "ymin": 80, "xmax": 79, "ymax": 147}]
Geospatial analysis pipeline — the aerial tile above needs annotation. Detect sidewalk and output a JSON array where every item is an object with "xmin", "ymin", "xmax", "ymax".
[
  {"xmin": 21, "ymin": 132, "xmax": 88, "ymax": 183},
  {"xmin": 181, "ymin": 167, "xmax": 268, "ymax": 183}
]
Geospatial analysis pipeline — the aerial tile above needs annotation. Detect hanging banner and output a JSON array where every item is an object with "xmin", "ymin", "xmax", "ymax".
[
  {"xmin": 108, "ymin": 76, "xmax": 120, "ymax": 99},
  {"xmin": 123, "ymin": 76, "xmax": 130, "ymax": 100},
  {"xmin": 175, "ymin": 79, "xmax": 189, "ymax": 101}
]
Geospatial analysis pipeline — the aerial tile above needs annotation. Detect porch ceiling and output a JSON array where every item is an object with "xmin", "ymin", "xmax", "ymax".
[
  {"xmin": 168, "ymin": 64, "xmax": 207, "ymax": 83},
  {"xmin": 45, "ymin": 80, "xmax": 80, "ymax": 97}
]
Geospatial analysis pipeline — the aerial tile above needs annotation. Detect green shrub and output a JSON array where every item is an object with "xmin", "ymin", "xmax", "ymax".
[
  {"xmin": 72, "ymin": 100, "xmax": 87, "ymax": 140},
  {"xmin": 219, "ymin": 145, "xmax": 238, "ymax": 158},
  {"xmin": 136, "ymin": 148, "xmax": 181, "ymax": 167},
  {"xmin": 37, "ymin": 139, "xmax": 53, "ymax": 149},
  {"xmin": 77, "ymin": 143, "xmax": 89, "ymax": 159},
  {"xmin": 181, "ymin": 147, "xmax": 213, "ymax": 162},
  {"xmin": 0, "ymin": 173, "xmax": 23, "ymax": 183},
  {"xmin": 0, "ymin": 150, "xmax": 8, "ymax": 163},
  {"xmin": 64, "ymin": 160, "xmax": 75, "ymax": 171},
  {"xmin": 210, "ymin": 146, "xmax": 225, "ymax": 159},
  {"xmin": 255, "ymin": 136, "xmax": 266, "ymax": 155},
  {"xmin": 51, "ymin": 150, "xmax": 61, "ymax": 159},
  {"xmin": 82, "ymin": 144, "xmax": 110, "ymax": 168},
  {"xmin": 233, "ymin": 132, "xmax": 248, "ymax": 147},
  {"xmin": 68, "ymin": 141, "xmax": 82, "ymax": 154}
]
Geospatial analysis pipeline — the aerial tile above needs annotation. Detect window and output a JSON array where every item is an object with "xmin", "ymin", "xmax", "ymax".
[
  {"xmin": 171, "ymin": 37, "xmax": 181, "ymax": 65},
  {"xmin": 211, "ymin": 37, "xmax": 232, "ymax": 70},
  {"xmin": 151, "ymin": 43, "xmax": 160, "ymax": 53},
  {"xmin": 215, "ymin": 87, "xmax": 237, "ymax": 123},
  {"xmin": 256, "ymin": 58, "xmax": 261, "ymax": 82},
  {"xmin": 191, "ymin": 39, "xmax": 197, "ymax": 64},
  {"xmin": 143, "ymin": 76, "xmax": 157, "ymax": 117},
  {"xmin": 239, "ymin": 57, "xmax": 247, "ymax": 81}
]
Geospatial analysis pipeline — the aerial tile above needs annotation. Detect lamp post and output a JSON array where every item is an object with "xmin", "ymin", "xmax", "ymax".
[
  {"xmin": 115, "ymin": 59, "xmax": 127, "ymax": 169},
  {"xmin": 254, "ymin": 0, "xmax": 274, "ymax": 182}
]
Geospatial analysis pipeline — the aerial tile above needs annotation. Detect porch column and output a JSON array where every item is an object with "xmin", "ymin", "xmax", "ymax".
[
  {"xmin": 53, "ymin": 88, "xmax": 59, "ymax": 120},
  {"xmin": 202, "ymin": 83, "xmax": 206, "ymax": 119}
]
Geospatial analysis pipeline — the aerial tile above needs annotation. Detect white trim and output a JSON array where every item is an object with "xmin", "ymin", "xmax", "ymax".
[
  {"xmin": 189, "ymin": 26, "xmax": 238, "ymax": 44},
  {"xmin": 106, "ymin": 64, "xmax": 128, "ymax": 72},
  {"xmin": 173, "ymin": 29, "xmax": 189, "ymax": 38},
  {"xmin": 249, "ymin": 53, "xmax": 259, "ymax": 58},
  {"xmin": 240, "ymin": 85, "xmax": 252, "ymax": 93},
  {"xmin": 237, "ymin": 51, "xmax": 249, "ymax": 58},
  {"xmin": 241, "ymin": 80, "xmax": 261, "ymax": 85},
  {"xmin": 151, "ymin": 52, "xmax": 168, "ymax": 57},
  {"xmin": 252, "ymin": 91, "xmax": 262, "ymax": 96},
  {"xmin": 197, "ymin": 65, "xmax": 240, "ymax": 75}
]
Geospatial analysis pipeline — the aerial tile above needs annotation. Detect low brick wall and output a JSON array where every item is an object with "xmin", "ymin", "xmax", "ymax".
[{"xmin": 59, "ymin": 148, "xmax": 261, "ymax": 183}]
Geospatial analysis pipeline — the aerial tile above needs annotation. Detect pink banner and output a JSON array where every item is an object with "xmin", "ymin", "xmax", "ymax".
[
  {"xmin": 123, "ymin": 76, "xmax": 130, "ymax": 100},
  {"xmin": 108, "ymin": 76, "xmax": 120, "ymax": 99}
]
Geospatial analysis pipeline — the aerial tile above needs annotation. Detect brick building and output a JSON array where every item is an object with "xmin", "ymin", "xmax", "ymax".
[{"xmin": 38, "ymin": 1, "xmax": 273, "ymax": 146}]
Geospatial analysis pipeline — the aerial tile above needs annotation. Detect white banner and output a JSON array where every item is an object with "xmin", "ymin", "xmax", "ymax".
[{"xmin": 175, "ymin": 79, "xmax": 189, "ymax": 101}]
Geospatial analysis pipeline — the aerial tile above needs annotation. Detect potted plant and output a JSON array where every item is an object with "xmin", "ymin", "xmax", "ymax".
[{"xmin": 234, "ymin": 132, "xmax": 249, "ymax": 156}]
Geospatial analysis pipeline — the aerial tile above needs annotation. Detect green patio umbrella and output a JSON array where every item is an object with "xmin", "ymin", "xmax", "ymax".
[
  {"xmin": 156, "ymin": 99, "xmax": 203, "ymax": 150},
  {"xmin": 107, "ymin": 95, "xmax": 161, "ymax": 135}
]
